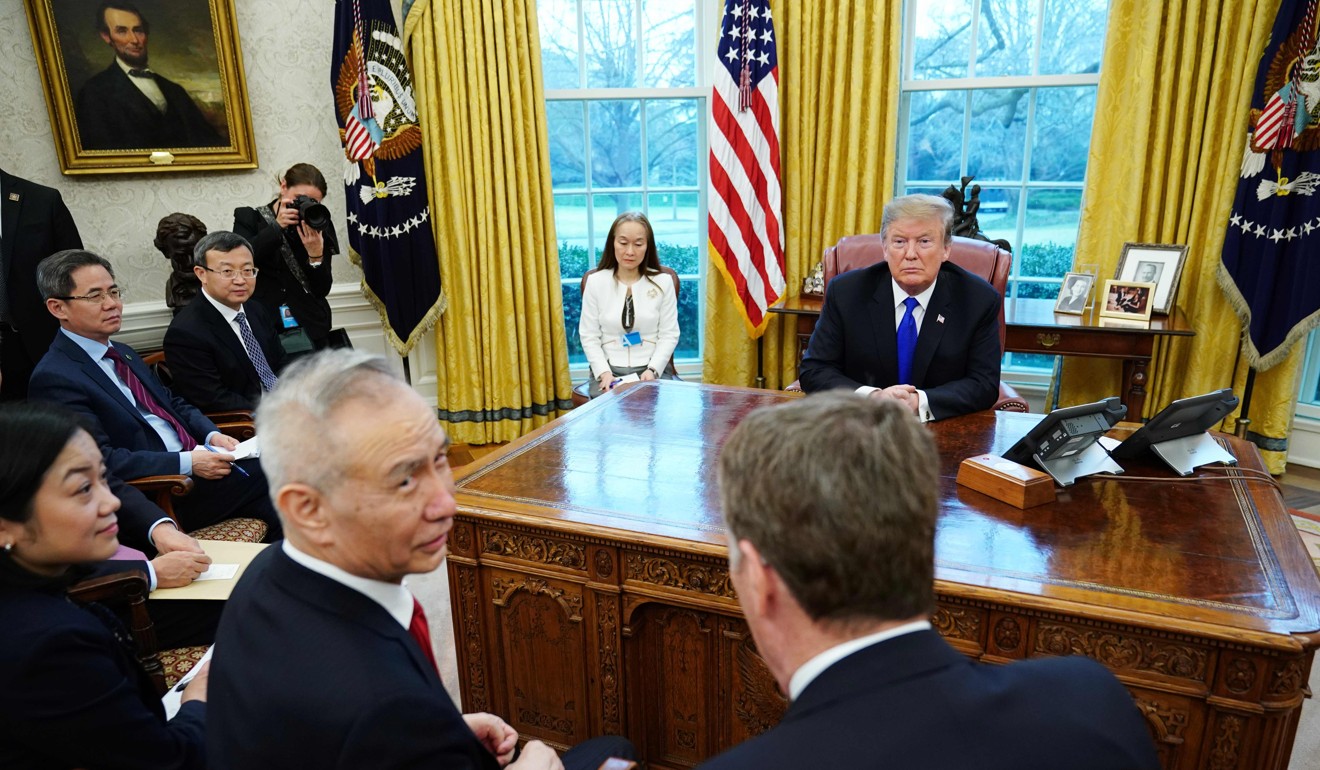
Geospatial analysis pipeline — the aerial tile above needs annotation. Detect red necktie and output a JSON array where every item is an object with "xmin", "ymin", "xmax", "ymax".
[
  {"xmin": 409, "ymin": 597, "xmax": 439, "ymax": 673},
  {"xmin": 103, "ymin": 347, "xmax": 197, "ymax": 450}
]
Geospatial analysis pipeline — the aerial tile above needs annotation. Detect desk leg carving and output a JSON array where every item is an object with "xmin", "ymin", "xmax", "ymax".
[
  {"xmin": 453, "ymin": 564, "xmax": 489, "ymax": 711},
  {"xmin": 1123, "ymin": 359, "xmax": 1149, "ymax": 419}
]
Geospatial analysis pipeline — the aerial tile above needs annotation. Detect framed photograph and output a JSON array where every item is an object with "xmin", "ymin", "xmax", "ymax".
[
  {"xmin": 1053, "ymin": 271, "xmax": 1094, "ymax": 315},
  {"xmin": 23, "ymin": 0, "xmax": 256, "ymax": 175},
  {"xmin": 1113, "ymin": 243, "xmax": 1189, "ymax": 315},
  {"xmin": 1100, "ymin": 280, "xmax": 1157, "ymax": 322}
]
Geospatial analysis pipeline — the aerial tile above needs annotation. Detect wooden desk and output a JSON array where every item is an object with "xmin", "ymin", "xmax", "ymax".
[
  {"xmin": 767, "ymin": 296, "xmax": 1195, "ymax": 417},
  {"xmin": 448, "ymin": 381, "xmax": 1319, "ymax": 770}
]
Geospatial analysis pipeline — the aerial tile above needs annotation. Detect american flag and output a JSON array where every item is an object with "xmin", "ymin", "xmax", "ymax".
[
  {"xmin": 708, "ymin": 0, "xmax": 784, "ymax": 336},
  {"xmin": 343, "ymin": 0, "xmax": 379, "ymax": 160}
]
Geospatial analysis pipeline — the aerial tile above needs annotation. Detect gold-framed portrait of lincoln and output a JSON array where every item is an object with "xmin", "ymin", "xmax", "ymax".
[{"xmin": 23, "ymin": 0, "xmax": 257, "ymax": 174}]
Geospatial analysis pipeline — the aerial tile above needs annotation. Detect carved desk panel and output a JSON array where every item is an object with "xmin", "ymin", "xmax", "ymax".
[{"xmin": 449, "ymin": 381, "xmax": 1319, "ymax": 770}]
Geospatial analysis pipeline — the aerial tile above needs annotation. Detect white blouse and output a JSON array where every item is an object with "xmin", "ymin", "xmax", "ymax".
[{"xmin": 579, "ymin": 269, "xmax": 680, "ymax": 379}]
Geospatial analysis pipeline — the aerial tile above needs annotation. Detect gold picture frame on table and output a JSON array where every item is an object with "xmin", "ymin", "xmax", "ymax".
[
  {"xmin": 23, "ymin": 0, "xmax": 257, "ymax": 175},
  {"xmin": 1099, "ymin": 280, "xmax": 1157, "ymax": 322}
]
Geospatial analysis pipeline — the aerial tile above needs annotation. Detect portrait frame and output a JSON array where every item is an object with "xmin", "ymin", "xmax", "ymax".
[
  {"xmin": 23, "ymin": 0, "xmax": 257, "ymax": 175},
  {"xmin": 1113, "ymin": 242, "xmax": 1189, "ymax": 315},
  {"xmin": 1053, "ymin": 271, "xmax": 1094, "ymax": 315},
  {"xmin": 1099, "ymin": 280, "xmax": 1157, "ymax": 322}
]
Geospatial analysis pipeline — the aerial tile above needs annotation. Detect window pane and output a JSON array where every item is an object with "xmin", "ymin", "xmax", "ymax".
[
  {"xmin": 554, "ymin": 194, "xmax": 591, "ymax": 279},
  {"xmin": 675, "ymin": 277, "xmax": 700, "ymax": 360},
  {"xmin": 1019, "ymin": 188, "xmax": 1081, "ymax": 283},
  {"xmin": 910, "ymin": 0, "xmax": 973, "ymax": 80},
  {"xmin": 562, "ymin": 279, "xmax": 586, "ymax": 363},
  {"xmin": 539, "ymin": 0, "xmax": 581, "ymax": 89},
  {"xmin": 1301, "ymin": 330, "xmax": 1320, "ymax": 405},
  {"xmin": 974, "ymin": 187, "xmax": 1018, "ymax": 242},
  {"xmin": 1040, "ymin": 0, "xmax": 1108, "ymax": 75},
  {"xmin": 592, "ymin": 193, "xmax": 645, "ymax": 240},
  {"xmin": 966, "ymin": 88, "xmax": 1027, "ymax": 182},
  {"xmin": 647, "ymin": 192, "xmax": 700, "ymax": 275},
  {"xmin": 590, "ymin": 100, "xmax": 643, "ymax": 187},
  {"xmin": 643, "ymin": 0, "xmax": 695, "ymax": 88},
  {"xmin": 1030, "ymin": 86, "xmax": 1097, "ymax": 182},
  {"xmin": 646, "ymin": 99, "xmax": 699, "ymax": 186},
  {"xmin": 973, "ymin": 0, "xmax": 1035, "ymax": 77},
  {"xmin": 583, "ymin": 0, "xmax": 636, "ymax": 87},
  {"xmin": 905, "ymin": 90, "xmax": 964, "ymax": 182},
  {"xmin": 547, "ymin": 101, "xmax": 587, "ymax": 189}
]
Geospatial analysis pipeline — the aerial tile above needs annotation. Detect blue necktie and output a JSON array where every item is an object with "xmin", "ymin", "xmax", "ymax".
[
  {"xmin": 236, "ymin": 311, "xmax": 279, "ymax": 392},
  {"xmin": 896, "ymin": 297, "xmax": 919, "ymax": 385}
]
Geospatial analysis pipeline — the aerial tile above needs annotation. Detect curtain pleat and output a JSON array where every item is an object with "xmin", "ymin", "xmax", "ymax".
[
  {"xmin": 405, "ymin": 0, "xmax": 573, "ymax": 444},
  {"xmin": 702, "ymin": 0, "xmax": 903, "ymax": 389},
  {"xmin": 1059, "ymin": 0, "xmax": 1303, "ymax": 471}
]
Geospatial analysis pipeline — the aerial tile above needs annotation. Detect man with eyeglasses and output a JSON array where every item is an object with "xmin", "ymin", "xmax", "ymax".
[
  {"xmin": 28, "ymin": 249, "xmax": 280, "ymax": 539},
  {"xmin": 798, "ymin": 194, "xmax": 1001, "ymax": 421},
  {"xmin": 164, "ymin": 231, "xmax": 285, "ymax": 413}
]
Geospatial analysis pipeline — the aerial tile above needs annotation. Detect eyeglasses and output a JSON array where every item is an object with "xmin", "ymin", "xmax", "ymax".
[
  {"xmin": 202, "ymin": 266, "xmax": 259, "ymax": 280},
  {"xmin": 57, "ymin": 288, "xmax": 125, "ymax": 304}
]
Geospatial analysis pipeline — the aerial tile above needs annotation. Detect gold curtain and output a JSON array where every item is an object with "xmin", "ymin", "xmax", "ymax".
[
  {"xmin": 404, "ymin": 0, "xmax": 574, "ymax": 445},
  {"xmin": 702, "ymin": 0, "xmax": 904, "ymax": 389},
  {"xmin": 1058, "ymin": 0, "xmax": 1304, "ymax": 472}
]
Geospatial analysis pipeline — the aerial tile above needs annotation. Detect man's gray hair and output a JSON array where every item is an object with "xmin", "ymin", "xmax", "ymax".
[
  {"xmin": 36, "ymin": 250, "xmax": 115, "ymax": 300},
  {"xmin": 719, "ymin": 392, "xmax": 939, "ymax": 628},
  {"xmin": 880, "ymin": 194, "xmax": 955, "ymax": 245},
  {"xmin": 256, "ymin": 350, "xmax": 399, "ymax": 494},
  {"xmin": 192, "ymin": 231, "xmax": 254, "ymax": 268}
]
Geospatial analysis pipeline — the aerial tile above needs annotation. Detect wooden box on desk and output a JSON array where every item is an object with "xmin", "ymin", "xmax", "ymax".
[{"xmin": 956, "ymin": 453, "xmax": 1055, "ymax": 508}]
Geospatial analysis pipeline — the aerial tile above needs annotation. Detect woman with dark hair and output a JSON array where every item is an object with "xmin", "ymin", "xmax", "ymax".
[
  {"xmin": 0, "ymin": 403, "xmax": 207, "ymax": 769},
  {"xmin": 578, "ymin": 212, "xmax": 680, "ymax": 397},
  {"xmin": 234, "ymin": 163, "xmax": 339, "ymax": 347}
]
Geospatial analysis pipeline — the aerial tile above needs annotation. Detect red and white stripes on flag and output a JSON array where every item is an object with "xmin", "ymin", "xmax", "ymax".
[
  {"xmin": 708, "ymin": 0, "xmax": 785, "ymax": 336},
  {"xmin": 344, "ymin": 0, "xmax": 378, "ymax": 161}
]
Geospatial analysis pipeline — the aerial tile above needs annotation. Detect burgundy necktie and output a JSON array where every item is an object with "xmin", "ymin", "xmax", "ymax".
[
  {"xmin": 409, "ymin": 597, "xmax": 439, "ymax": 673},
  {"xmin": 103, "ymin": 347, "xmax": 198, "ymax": 451}
]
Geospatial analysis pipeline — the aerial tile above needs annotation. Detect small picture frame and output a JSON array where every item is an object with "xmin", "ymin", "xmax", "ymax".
[
  {"xmin": 1100, "ymin": 280, "xmax": 1157, "ymax": 321},
  {"xmin": 1114, "ymin": 243, "xmax": 1188, "ymax": 315},
  {"xmin": 1053, "ymin": 271, "xmax": 1094, "ymax": 315}
]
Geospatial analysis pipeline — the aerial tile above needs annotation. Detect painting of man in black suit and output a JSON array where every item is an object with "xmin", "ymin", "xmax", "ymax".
[{"xmin": 74, "ymin": 2, "xmax": 225, "ymax": 150}]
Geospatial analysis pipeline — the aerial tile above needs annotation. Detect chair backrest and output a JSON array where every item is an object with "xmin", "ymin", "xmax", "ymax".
[
  {"xmin": 578, "ymin": 266, "xmax": 682, "ymax": 377},
  {"xmin": 67, "ymin": 570, "xmax": 168, "ymax": 695},
  {"xmin": 820, "ymin": 234, "xmax": 1012, "ymax": 350}
]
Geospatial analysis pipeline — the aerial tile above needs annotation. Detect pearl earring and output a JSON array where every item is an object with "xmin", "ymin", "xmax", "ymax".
[{"xmin": 2, "ymin": 542, "xmax": 11, "ymax": 553}]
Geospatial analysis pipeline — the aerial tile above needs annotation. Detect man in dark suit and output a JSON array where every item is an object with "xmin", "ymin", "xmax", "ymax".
[
  {"xmin": 209, "ymin": 351, "xmax": 632, "ymax": 770},
  {"xmin": 164, "ymin": 231, "xmax": 285, "ymax": 413},
  {"xmin": 0, "ymin": 169, "xmax": 83, "ymax": 400},
  {"xmin": 75, "ymin": 3, "xmax": 224, "ymax": 150},
  {"xmin": 799, "ymin": 194, "xmax": 1000, "ymax": 421},
  {"xmin": 700, "ymin": 393, "xmax": 1160, "ymax": 770},
  {"xmin": 28, "ymin": 249, "xmax": 279, "ymax": 538}
]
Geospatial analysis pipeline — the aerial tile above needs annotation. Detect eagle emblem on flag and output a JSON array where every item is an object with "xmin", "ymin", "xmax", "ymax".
[{"xmin": 333, "ymin": 19, "xmax": 423, "ymax": 196}]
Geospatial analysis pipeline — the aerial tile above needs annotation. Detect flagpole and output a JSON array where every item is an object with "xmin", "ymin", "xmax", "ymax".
[
  {"xmin": 1236, "ymin": 367, "xmax": 1256, "ymax": 440},
  {"xmin": 755, "ymin": 337, "xmax": 765, "ymax": 389},
  {"xmin": 401, "ymin": 355, "xmax": 412, "ymax": 387}
]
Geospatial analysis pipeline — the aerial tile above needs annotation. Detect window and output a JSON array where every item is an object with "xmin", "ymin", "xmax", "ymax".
[
  {"xmin": 539, "ymin": 0, "xmax": 712, "ymax": 367},
  {"xmin": 1300, "ymin": 331, "xmax": 1320, "ymax": 419},
  {"xmin": 897, "ymin": 0, "xmax": 1110, "ymax": 372}
]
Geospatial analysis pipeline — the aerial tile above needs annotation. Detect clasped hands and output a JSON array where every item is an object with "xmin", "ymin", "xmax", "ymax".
[
  {"xmin": 151, "ymin": 524, "xmax": 211, "ymax": 588},
  {"xmin": 463, "ymin": 712, "xmax": 563, "ymax": 769},
  {"xmin": 868, "ymin": 384, "xmax": 920, "ymax": 413}
]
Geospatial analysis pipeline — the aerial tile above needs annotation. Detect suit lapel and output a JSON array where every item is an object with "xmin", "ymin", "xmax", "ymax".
[
  {"xmin": 866, "ymin": 268, "xmax": 899, "ymax": 385},
  {"xmin": 55, "ymin": 334, "xmax": 141, "ymax": 418},
  {"xmin": 200, "ymin": 299, "xmax": 260, "ymax": 390},
  {"xmin": 910, "ymin": 271, "xmax": 953, "ymax": 387}
]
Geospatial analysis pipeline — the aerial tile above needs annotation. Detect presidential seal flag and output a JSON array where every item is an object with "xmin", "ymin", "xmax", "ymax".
[
  {"xmin": 333, "ymin": 0, "xmax": 444, "ymax": 355},
  {"xmin": 708, "ymin": 0, "xmax": 785, "ymax": 337},
  {"xmin": 1220, "ymin": 0, "xmax": 1320, "ymax": 370}
]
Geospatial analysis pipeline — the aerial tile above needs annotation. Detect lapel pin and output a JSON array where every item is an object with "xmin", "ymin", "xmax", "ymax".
[
  {"xmin": 936, "ymin": 314, "xmax": 946, "ymax": 324},
  {"xmin": 7, "ymin": 193, "xmax": 19, "ymax": 201}
]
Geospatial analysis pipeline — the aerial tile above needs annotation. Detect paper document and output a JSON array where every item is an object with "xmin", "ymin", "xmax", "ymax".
[
  {"xmin": 229, "ymin": 436, "xmax": 260, "ymax": 460},
  {"xmin": 162, "ymin": 645, "xmax": 214, "ymax": 720},
  {"xmin": 194, "ymin": 563, "xmax": 239, "ymax": 581}
]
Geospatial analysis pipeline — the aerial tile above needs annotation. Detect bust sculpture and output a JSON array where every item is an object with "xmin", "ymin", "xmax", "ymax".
[{"xmin": 154, "ymin": 213, "xmax": 207, "ymax": 313}]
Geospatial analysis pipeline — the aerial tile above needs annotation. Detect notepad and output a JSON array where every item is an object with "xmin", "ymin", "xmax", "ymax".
[
  {"xmin": 194, "ymin": 563, "xmax": 239, "ymax": 581},
  {"xmin": 228, "ymin": 436, "xmax": 260, "ymax": 460}
]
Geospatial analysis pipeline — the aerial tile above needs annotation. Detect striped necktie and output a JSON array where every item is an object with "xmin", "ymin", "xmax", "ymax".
[
  {"xmin": 235, "ymin": 311, "xmax": 278, "ymax": 391},
  {"xmin": 103, "ymin": 347, "xmax": 197, "ymax": 450}
]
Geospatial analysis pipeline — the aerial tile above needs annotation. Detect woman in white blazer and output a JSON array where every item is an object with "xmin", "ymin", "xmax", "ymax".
[{"xmin": 579, "ymin": 212, "xmax": 680, "ymax": 398}]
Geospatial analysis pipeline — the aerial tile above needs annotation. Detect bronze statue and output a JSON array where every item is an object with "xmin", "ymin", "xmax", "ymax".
[
  {"xmin": 941, "ymin": 176, "xmax": 1013, "ymax": 253},
  {"xmin": 154, "ymin": 213, "xmax": 207, "ymax": 313}
]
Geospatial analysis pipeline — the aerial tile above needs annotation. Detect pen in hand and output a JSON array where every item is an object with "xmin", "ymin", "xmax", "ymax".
[{"xmin": 204, "ymin": 442, "xmax": 249, "ymax": 476}]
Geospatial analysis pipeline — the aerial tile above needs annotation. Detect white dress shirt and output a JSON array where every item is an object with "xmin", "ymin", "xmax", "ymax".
[
  {"xmin": 116, "ymin": 57, "xmax": 167, "ymax": 112},
  {"xmin": 282, "ymin": 540, "xmax": 414, "ymax": 630},
  {"xmin": 787, "ymin": 619, "xmax": 932, "ymax": 701},
  {"xmin": 854, "ymin": 278, "xmax": 938, "ymax": 422}
]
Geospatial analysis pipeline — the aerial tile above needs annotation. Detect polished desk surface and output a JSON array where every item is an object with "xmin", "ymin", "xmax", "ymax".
[{"xmin": 455, "ymin": 380, "xmax": 1320, "ymax": 649}]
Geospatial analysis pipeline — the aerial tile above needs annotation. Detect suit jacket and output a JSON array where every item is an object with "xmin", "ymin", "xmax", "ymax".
[
  {"xmin": 29, "ymin": 333, "xmax": 218, "ymax": 481},
  {"xmin": 75, "ymin": 63, "xmax": 224, "ymax": 151},
  {"xmin": 0, "ymin": 559, "xmax": 206, "ymax": 769},
  {"xmin": 233, "ymin": 205, "xmax": 337, "ymax": 344},
  {"xmin": 0, "ymin": 170, "xmax": 82, "ymax": 363},
  {"xmin": 698, "ymin": 630, "xmax": 1159, "ymax": 770},
  {"xmin": 798, "ymin": 261, "xmax": 1001, "ymax": 420},
  {"xmin": 209, "ymin": 546, "xmax": 501, "ymax": 769},
  {"xmin": 164, "ymin": 294, "xmax": 286, "ymax": 412}
]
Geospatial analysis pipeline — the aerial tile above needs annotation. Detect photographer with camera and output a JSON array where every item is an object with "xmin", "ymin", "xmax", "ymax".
[{"xmin": 233, "ymin": 164, "xmax": 338, "ymax": 348}]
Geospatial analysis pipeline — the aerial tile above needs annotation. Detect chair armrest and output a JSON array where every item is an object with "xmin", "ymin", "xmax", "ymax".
[
  {"xmin": 209, "ymin": 411, "xmax": 256, "ymax": 441},
  {"xmin": 994, "ymin": 382, "xmax": 1030, "ymax": 413},
  {"xmin": 68, "ymin": 569, "xmax": 167, "ymax": 695},
  {"xmin": 126, "ymin": 475, "xmax": 194, "ymax": 524}
]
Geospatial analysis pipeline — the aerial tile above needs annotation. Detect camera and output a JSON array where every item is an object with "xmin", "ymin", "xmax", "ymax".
[{"xmin": 286, "ymin": 194, "xmax": 331, "ymax": 232}]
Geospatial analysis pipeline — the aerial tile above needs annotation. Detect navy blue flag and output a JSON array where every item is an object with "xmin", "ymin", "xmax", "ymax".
[
  {"xmin": 1219, "ymin": 0, "xmax": 1320, "ymax": 370},
  {"xmin": 332, "ymin": 0, "xmax": 444, "ymax": 355}
]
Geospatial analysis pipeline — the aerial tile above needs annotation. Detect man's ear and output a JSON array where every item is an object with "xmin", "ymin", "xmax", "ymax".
[
  {"xmin": 46, "ymin": 298, "xmax": 68, "ymax": 322},
  {"xmin": 733, "ymin": 539, "xmax": 778, "ymax": 617},
  {"xmin": 275, "ymin": 483, "xmax": 331, "ymax": 544}
]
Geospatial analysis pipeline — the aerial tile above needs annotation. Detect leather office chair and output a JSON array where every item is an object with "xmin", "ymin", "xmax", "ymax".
[
  {"xmin": 788, "ymin": 234, "xmax": 1030, "ymax": 413},
  {"xmin": 570, "ymin": 266, "xmax": 682, "ymax": 408}
]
